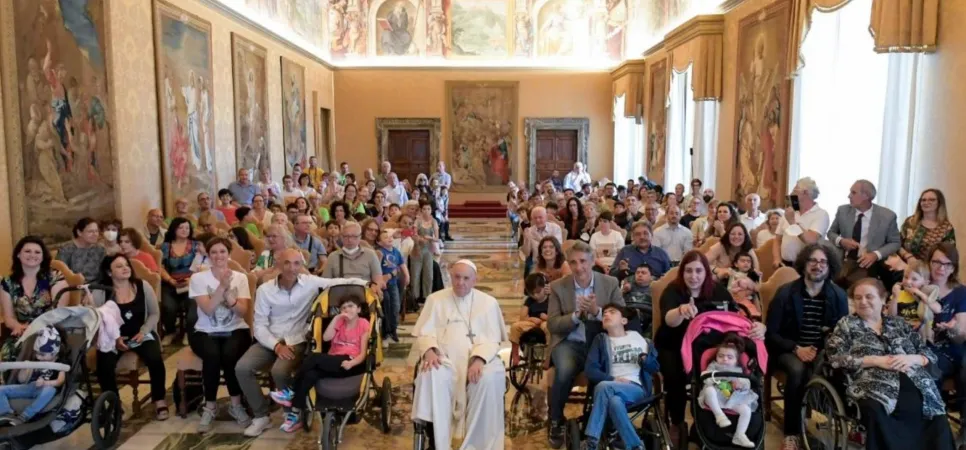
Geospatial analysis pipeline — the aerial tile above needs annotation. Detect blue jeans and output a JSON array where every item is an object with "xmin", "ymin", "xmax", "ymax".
[
  {"xmin": 585, "ymin": 381, "xmax": 646, "ymax": 448},
  {"xmin": 382, "ymin": 283, "xmax": 401, "ymax": 338},
  {"xmin": 0, "ymin": 383, "xmax": 57, "ymax": 419},
  {"xmin": 550, "ymin": 339, "xmax": 588, "ymax": 421}
]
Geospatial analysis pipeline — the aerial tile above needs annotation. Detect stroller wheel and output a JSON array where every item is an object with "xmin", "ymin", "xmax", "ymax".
[
  {"xmin": 91, "ymin": 391, "xmax": 123, "ymax": 449},
  {"xmin": 565, "ymin": 419, "xmax": 582, "ymax": 450},
  {"xmin": 380, "ymin": 377, "xmax": 393, "ymax": 433},
  {"xmin": 321, "ymin": 411, "xmax": 339, "ymax": 450}
]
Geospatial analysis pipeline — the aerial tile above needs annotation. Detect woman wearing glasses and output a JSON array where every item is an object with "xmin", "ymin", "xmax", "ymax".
[
  {"xmin": 897, "ymin": 189, "xmax": 956, "ymax": 267},
  {"xmin": 924, "ymin": 243, "xmax": 966, "ymax": 444}
]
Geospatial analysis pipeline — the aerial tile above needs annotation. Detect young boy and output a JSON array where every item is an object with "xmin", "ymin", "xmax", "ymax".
[
  {"xmin": 622, "ymin": 264, "xmax": 654, "ymax": 337},
  {"xmin": 583, "ymin": 305, "xmax": 658, "ymax": 450},
  {"xmin": 509, "ymin": 273, "xmax": 550, "ymax": 367},
  {"xmin": 377, "ymin": 230, "xmax": 408, "ymax": 344},
  {"xmin": 324, "ymin": 220, "xmax": 342, "ymax": 254},
  {"xmin": 516, "ymin": 206, "xmax": 530, "ymax": 249}
]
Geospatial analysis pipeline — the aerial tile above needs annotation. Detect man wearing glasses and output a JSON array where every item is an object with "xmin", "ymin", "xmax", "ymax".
[
  {"xmin": 765, "ymin": 243, "xmax": 849, "ymax": 450},
  {"xmin": 322, "ymin": 222, "xmax": 385, "ymax": 288},
  {"xmin": 293, "ymin": 214, "xmax": 327, "ymax": 273}
]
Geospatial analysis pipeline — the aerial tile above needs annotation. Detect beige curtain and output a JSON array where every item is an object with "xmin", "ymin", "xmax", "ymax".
[
  {"xmin": 611, "ymin": 61, "xmax": 646, "ymax": 119},
  {"xmin": 786, "ymin": 0, "xmax": 853, "ymax": 77},
  {"xmin": 664, "ymin": 15, "xmax": 724, "ymax": 100},
  {"xmin": 870, "ymin": 0, "xmax": 938, "ymax": 52}
]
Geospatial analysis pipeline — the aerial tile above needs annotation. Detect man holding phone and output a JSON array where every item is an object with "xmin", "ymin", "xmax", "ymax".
[{"xmin": 772, "ymin": 177, "xmax": 831, "ymax": 268}]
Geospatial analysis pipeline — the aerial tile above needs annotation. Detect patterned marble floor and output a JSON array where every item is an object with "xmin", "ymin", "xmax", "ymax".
[{"xmin": 39, "ymin": 219, "xmax": 784, "ymax": 449}]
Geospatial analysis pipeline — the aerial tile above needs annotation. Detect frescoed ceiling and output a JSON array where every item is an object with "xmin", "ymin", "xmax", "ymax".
[{"xmin": 218, "ymin": 0, "xmax": 724, "ymax": 67}]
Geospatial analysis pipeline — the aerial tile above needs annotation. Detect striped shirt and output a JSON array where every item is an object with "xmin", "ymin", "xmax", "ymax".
[{"xmin": 798, "ymin": 293, "xmax": 827, "ymax": 347}]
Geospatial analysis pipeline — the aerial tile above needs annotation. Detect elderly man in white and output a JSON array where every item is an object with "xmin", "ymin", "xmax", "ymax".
[
  {"xmin": 383, "ymin": 172, "xmax": 409, "ymax": 206},
  {"xmin": 563, "ymin": 162, "xmax": 591, "ymax": 192},
  {"xmin": 411, "ymin": 260, "xmax": 508, "ymax": 450}
]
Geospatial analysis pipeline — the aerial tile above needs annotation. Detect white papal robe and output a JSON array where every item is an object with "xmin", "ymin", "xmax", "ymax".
[{"xmin": 411, "ymin": 288, "xmax": 508, "ymax": 450}]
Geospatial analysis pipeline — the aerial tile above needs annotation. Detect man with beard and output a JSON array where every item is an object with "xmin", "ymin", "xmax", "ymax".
[{"xmin": 765, "ymin": 243, "xmax": 848, "ymax": 450}]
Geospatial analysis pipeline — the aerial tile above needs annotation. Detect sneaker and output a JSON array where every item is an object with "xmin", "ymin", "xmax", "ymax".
[
  {"xmin": 244, "ymin": 416, "xmax": 273, "ymax": 437},
  {"xmin": 228, "ymin": 403, "xmax": 252, "ymax": 428},
  {"xmin": 548, "ymin": 421, "xmax": 565, "ymax": 449},
  {"xmin": 714, "ymin": 413, "xmax": 732, "ymax": 428},
  {"xmin": 782, "ymin": 436, "xmax": 801, "ymax": 450},
  {"xmin": 198, "ymin": 405, "xmax": 217, "ymax": 433},
  {"xmin": 270, "ymin": 388, "xmax": 295, "ymax": 407},
  {"xmin": 732, "ymin": 433, "xmax": 755, "ymax": 448},
  {"xmin": 280, "ymin": 411, "xmax": 303, "ymax": 433}
]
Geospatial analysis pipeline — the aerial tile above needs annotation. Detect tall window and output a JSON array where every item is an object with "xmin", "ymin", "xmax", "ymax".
[
  {"xmin": 613, "ymin": 95, "xmax": 646, "ymax": 182},
  {"xmin": 666, "ymin": 65, "xmax": 694, "ymax": 188}
]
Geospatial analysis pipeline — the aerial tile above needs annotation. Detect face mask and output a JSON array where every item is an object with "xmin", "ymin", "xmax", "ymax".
[
  {"xmin": 703, "ymin": 195, "xmax": 714, "ymax": 203},
  {"xmin": 342, "ymin": 246, "xmax": 360, "ymax": 256},
  {"xmin": 104, "ymin": 230, "xmax": 118, "ymax": 242}
]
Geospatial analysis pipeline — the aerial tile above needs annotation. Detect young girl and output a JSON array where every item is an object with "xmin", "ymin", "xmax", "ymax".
[
  {"xmin": 889, "ymin": 260, "xmax": 940, "ymax": 342},
  {"xmin": 509, "ymin": 273, "xmax": 550, "ymax": 367},
  {"xmin": 698, "ymin": 332, "xmax": 758, "ymax": 448},
  {"xmin": 0, "ymin": 326, "xmax": 66, "ymax": 425},
  {"xmin": 269, "ymin": 294, "xmax": 370, "ymax": 432}
]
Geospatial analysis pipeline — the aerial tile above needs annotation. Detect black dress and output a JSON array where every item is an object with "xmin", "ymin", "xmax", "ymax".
[{"xmin": 860, "ymin": 374, "xmax": 955, "ymax": 450}]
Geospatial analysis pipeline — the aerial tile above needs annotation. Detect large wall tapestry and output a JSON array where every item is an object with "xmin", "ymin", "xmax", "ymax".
[
  {"xmin": 153, "ymin": 0, "xmax": 217, "ymax": 215},
  {"xmin": 280, "ymin": 57, "xmax": 307, "ymax": 171},
  {"xmin": 646, "ymin": 58, "xmax": 667, "ymax": 186},
  {"xmin": 10, "ymin": 0, "xmax": 116, "ymax": 242},
  {"xmin": 450, "ymin": 0, "xmax": 509, "ymax": 57},
  {"xmin": 231, "ymin": 33, "xmax": 270, "ymax": 174},
  {"xmin": 446, "ymin": 81, "xmax": 517, "ymax": 192},
  {"xmin": 733, "ymin": 0, "xmax": 791, "ymax": 208}
]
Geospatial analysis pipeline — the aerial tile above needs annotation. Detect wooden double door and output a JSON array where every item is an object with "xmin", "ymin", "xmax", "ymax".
[
  {"xmin": 534, "ymin": 129, "xmax": 578, "ymax": 184},
  {"xmin": 387, "ymin": 130, "xmax": 431, "ymax": 184}
]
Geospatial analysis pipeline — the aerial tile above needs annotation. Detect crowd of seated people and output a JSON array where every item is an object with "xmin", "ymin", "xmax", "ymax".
[{"xmin": 507, "ymin": 165, "xmax": 960, "ymax": 450}]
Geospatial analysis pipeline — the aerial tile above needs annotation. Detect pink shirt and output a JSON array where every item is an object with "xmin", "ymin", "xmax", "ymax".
[{"xmin": 329, "ymin": 318, "xmax": 370, "ymax": 358}]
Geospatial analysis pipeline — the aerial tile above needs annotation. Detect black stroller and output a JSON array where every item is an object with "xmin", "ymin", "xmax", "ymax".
[{"xmin": 0, "ymin": 286, "xmax": 122, "ymax": 449}]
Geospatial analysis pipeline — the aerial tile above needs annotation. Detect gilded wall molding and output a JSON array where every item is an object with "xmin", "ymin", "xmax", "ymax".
[{"xmin": 524, "ymin": 117, "xmax": 590, "ymax": 186}]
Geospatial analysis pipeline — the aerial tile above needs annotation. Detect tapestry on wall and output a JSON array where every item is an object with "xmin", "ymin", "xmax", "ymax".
[
  {"xmin": 647, "ymin": 58, "xmax": 667, "ymax": 186},
  {"xmin": 153, "ymin": 0, "xmax": 217, "ymax": 215},
  {"xmin": 733, "ymin": 0, "xmax": 791, "ymax": 208},
  {"xmin": 10, "ymin": 0, "xmax": 116, "ymax": 243},
  {"xmin": 280, "ymin": 57, "xmax": 307, "ymax": 171},
  {"xmin": 231, "ymin": 33, "xmax": 270, "ymax": 175},
  {"xmin": 446, "ymin": 80, "xmax": 517, "ymax": 192}
]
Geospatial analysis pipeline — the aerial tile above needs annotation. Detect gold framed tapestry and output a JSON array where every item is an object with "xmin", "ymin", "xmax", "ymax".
[
  {"xmin": 231, "ymin": 33, "xmax": 270, "ymax": 175},
  {"xmin": 446, "ymin": 80, "xmax": 518, "ymax": 192},
  {"xmin": 280, "ymin": 57, "xmax": 307, "ymax": 172},
  {"xmin": 153, "ymin": 0, "xmax": 217, "ymax": 215},
  {"xmin": 646, "ymin": 58, "xmax": 668, "ymax": 186},
  {"xmin": 733, "ymin": 0, "xmax": 792, "ymax": 208}
]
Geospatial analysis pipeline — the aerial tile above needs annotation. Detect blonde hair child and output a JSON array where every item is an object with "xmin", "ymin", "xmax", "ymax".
[{"xmin": 888, "ymin": 260, "xmax": 940, "ymax": 342}]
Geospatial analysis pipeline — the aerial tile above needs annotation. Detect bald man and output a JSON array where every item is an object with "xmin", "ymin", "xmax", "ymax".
[
  {"xmin": 143, "ymin": 208, "xmax": 167, "ymax": 247},
  {"xmin": 827, "ymin": 179, "xmax": 900, "ymax": 284},
  {"xmin": 521, "ymin": 206, "xmax": 563, "ymax": 277},
  {"xmin": 376, "ymin": 161, "xmax": 392, "ymax": 189},
  {"xmin": 412, "ymin": 260, "xmax": 508, "ymax": 450},
  {"xmin": 228, "ymin": 168, "xmax": 258, "ymax": 206}
]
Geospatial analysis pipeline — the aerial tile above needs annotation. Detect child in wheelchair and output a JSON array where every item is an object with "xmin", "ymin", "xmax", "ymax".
[
  {"xmin": 269, "ymin": 294, "xmax": 369, "ymax": 432},
  {"xmin": 621, "ymin": 264, "xmax": 653, "ymax": 338},
  {"xmin": 698, "ymin": 332, "xmax": 758, "ymax": 448},
  {"xmin": 509, "ymin": 273, "xmax": 550, "ymax": 367},
  {"xmin": 581, "ymin": 304, "xmax": 658, "ymax": 450}
]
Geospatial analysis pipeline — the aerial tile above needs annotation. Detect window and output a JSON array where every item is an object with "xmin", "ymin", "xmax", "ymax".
[
  {"xmin": 666, "ymin": 65, "xmax": 694, "ymax": 188},
  {"xmin": 613, "ymin": 94, "xmax": 646, "ymax": 183}
]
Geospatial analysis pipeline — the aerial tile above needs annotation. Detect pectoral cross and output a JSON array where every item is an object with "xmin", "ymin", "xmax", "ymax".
[{"xmin": 466, "ymin": 329, "xmax": 476, "ymax": 340}]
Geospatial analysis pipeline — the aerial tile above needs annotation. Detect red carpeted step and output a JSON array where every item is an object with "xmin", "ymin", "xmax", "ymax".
[{"xmin": 449, "ymin": 202, "xmax": 507, "ymax": 218}]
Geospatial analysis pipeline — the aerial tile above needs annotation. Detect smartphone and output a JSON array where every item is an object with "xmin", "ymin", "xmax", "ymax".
[
  {"xmin": 125, "ymin": 339, "xmax": 142, "ymax": 349},
  {"xmin": 788, "ymin": 194, "xmax": 801, "ymax": 212},
  {"xmin": 401, "ymin": 228, "xmax": 415, "ymax": 238}
]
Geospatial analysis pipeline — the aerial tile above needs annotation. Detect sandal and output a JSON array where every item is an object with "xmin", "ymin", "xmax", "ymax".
[{"xmin": 156, "ymin": 406, "xmax": 169, "ymax": 421}]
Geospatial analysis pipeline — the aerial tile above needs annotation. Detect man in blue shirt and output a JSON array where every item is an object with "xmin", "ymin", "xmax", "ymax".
[
  {"xmin": 609, "ymin": 222, "xmax": 671, "ymax": 279},
  {"xmin": 228, "ymin": 168, "xmax": 258, "ymax": 206},
  {"xmin": 293, "ymin": 214, "xmax": 327, "ymax": 272}
]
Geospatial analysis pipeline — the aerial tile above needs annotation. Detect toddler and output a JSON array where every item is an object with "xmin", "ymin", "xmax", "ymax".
[
  {"xmin": 582, "ymin": 305, "xmax": 658, "ymax": 450},
  {"xmin": 270, "ymin": 294, "xmax": 370, "ymax": 432},
  {"xmin": 0, "ymin": 327, "xmax": 66, "ymax": 425},
  {"xmin": 698, "ymin": 332, "xmax": 758, "ymax": 448},
  {"xmin": 889, "ymin": 260, "xmax": 940, "ymax": 341},
  {"xmin": 324, "ymin": 220, "xmax": 342, "ymax": 254},
  {"xmin": 621, "ymin": 264, "xmax": 653, "ymax": 337},
  {"xmin": 509, "ymin": 273, "xmax": 550, "ymax": 367},
  {"xmin": 377, "ymin": 230, "xmax": 408, "ymax": 344}
]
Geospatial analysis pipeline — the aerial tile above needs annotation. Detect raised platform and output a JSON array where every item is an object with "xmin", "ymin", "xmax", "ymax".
[{"xmin": 449, "ymin": 201, "xmax": 506, "ymax": 218}]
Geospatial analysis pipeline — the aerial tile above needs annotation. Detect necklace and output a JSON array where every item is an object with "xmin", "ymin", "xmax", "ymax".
[{"xmin": 453, "ymin": 291, "xmax": 476, "ymax": 340}]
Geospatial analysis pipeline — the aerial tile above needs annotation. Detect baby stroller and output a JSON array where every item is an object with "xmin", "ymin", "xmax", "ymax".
[
  {"xmin": 0, "ymin": 286, "xmax": 121, "ymax": 450},
  {"xmin": 683, "ymin": 311, "xmax": 767, "ymax": 450},
  {"xmin": 306, "ymin": 284, "xmax": 392, "ymax": 450}
]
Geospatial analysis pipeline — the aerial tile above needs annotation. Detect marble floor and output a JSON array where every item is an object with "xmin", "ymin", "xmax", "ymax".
[{"xmin": 36, "ymin": 219, "xmax": 784, "ymax": 449}]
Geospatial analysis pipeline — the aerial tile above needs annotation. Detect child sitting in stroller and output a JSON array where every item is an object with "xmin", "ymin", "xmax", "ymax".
[
  {"xmin": 0, "ymin": 326, "xmax": 65, "ymax": 426},
  {"xmin": 582, "ymin": 304, "xmax": 659, "ymax": 450},
  {"xmin": 269, "ymin": 294, "xmax": 370, "ymax": 432},
  {"xmin": 698, "ymin": 332, "xmax": 758, "ymax": 448}
]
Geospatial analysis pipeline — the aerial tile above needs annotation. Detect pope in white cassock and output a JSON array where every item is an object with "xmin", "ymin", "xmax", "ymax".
[{"xmin": 411, "ymin": 259, "xmax": 508, "ymax": 450}]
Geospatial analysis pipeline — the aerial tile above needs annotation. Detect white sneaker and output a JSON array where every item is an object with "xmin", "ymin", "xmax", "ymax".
[
  {"xmin": 732, "ymin": 432, "xmax": 755, "ymax": 448},
  {"xmin": 244, "ymin": 416, "xmax": 273, "ymax": 437},
  {"xmin": 198, "ymin": 405, "xmax": 216, "ymax": 433},
  {"xmin": 714, "ymin": 413, "xmax": 732, "ymax": 428},
  {"xmin": 228, "ymin": 403, "xmax": 252, "ymax": 428}
]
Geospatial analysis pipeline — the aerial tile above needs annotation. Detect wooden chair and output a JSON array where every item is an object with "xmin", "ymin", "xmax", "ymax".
[
  {"xmin": 250, "ymin": 236, "xmax": 266, "ymax": 263},
  {"xmin": 760, "ymin": 266, "xmax": 801, "ymax": 422},
  {"xmin": 133, "ymin": 229, "xmax": 163, "ymax": 269},
  {"xmin": 561, "ymin": 240, "xmax": 579, "ymax": 255},
  {"xmin": 215, "ymin": 221, "xmax": 231, "ymax": 233},
  {"xmin": 230, "ymin": 247, "xmax": 254, "ymax": 271},
  {"xmin": 697, "ymin": 236, "xmax": 719, "ymax": 254},
  {"xmin": 755, "ymin": 239, "xmax": 778, "ymax": 283},
  {"xmin": 113, "ymin": 259, "xmax": 162, "ymax": 417},
  {"xmin": 50, "ymin": 261, "xmax": 85, "ymax": 305}
]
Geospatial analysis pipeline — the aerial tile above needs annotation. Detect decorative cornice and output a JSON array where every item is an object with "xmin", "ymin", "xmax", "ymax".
[
  {"xmin": 663, "ymin": 14, "xmax": 726, "ymax": 51},
  {"xmin": 641, "ymin": 42, "xmax": 665, "ymax": 58},
  {"xmin": 716, "ymin": 0, "xmax": 748, "ymax": 13},
  {"xmin": 609, "ymin": 59, "xmax": 647, "ymax": 79}
]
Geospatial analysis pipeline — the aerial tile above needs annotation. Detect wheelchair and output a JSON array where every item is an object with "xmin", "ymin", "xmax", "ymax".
[
  {"xmin": 798, "ymin": 351, "xmax": 863, "ymax": 450},
  {"xmin": 508, "ymin": 328, "xmax": 548, "ymax": 390},
  {"xmin": 563, "ymin": 381, "xmax": 672, "ymax": 450}
]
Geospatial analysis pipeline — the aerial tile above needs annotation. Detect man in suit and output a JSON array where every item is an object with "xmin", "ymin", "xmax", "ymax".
[
  {"xmin": 827, "ymin": 179, "xmax": 901, "ymax": 287},
  {"xmin": 546, "ymin": 241, "xmax": 624, "ymax": 448}
]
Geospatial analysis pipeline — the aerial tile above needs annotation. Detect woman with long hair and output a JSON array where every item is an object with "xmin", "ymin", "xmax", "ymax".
[
  {"xmin": 533, "ymin": 236, "xmax": 572, "ymax": 282},
  {"xmin": 411, "ymin": 201, "xmax": 439, "ymax": 302},
  {"xmin": 361, "ymin": 218, "xmax": 381, "ymax": 248},
  {"xmin": 0, "ymin": 237, "xmax": 69, "ymax": 361},
  {"xmin": 924, "ymin": 243, "xmax": 966, "ymax": 433},
  {"xmin": 899, "ymin": 189, "xmax": 957, "ymax": 265},
  {"xmin": 343, "ymin": 183, "xmax": 367, "ymax": 216},
  {"xmin": 159, "ymin": 217, "xmax": 203, "ymax": 339},
  {"xmin": 118, "ymin": 228, "xmax": 159, "ymax": 273},
  {"xmin": 561, "ymin": 197, "xmax": 586, "ymax": 241},
  {"xmin": 706, "ymin": 223, "xmax": 760, "ymax": 278},
  {"xmin": 755, "ymin": 210, "xmax": 784, "ymax": 248},
  {"xmin": 705, "ymin": 203, "xmax": 740, "ymax": 241}
]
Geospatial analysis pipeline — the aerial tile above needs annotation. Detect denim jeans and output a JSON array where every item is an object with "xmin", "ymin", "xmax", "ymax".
[
  {"xmin": 382, "ymin": 283, "xmax": 401, "ymax": 338},
  {"xmin": 585, "ymin": 381, "xmax": 646, "ymax": 448},
  {"xmin": 0, "ymin": 383, "xmax": 57, "ymax": 419},
  {"xmin": 550, "ymin": 339, "xmax": 588, "ymax": 421}
]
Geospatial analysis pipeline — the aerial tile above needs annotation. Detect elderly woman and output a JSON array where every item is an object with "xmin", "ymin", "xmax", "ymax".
[
  {"xmin": 922, "ymin": 243, "xmax": 966, "ymax": 427},
  {"xmin": 92, "ymin": 254, "xmax": 169, "ymax": 421},
  {"xmin": 118, "ymin": 228, "xmax": 159, "ymax": 273},
  {"xmin": 159, "ymin": 218, "xmax": 204, "ymax": 338},
  {"xmin": 254, "ymin": 224, "xmax": 296, "ymax": 277},
  {"xmin": 534, "ymin": 236, "xmax": 572, "ymax": 282},
  {"xmin": 705, "ymin": 223, "xmax": 760, "ymax": 279},
  {"xmin": 188, "ymin": 237, "xmax": 252, "ymax": 432},
  {"xmin": 250, "ymin": 194, "xmax": 274, "ymax": 228},
  {"xmin": 897, "ymin": 189, "xmax": 956, "ymax": 267},
  {"xmin": 56, "ymin": 217, "xmax": 106, "ymax": 282},
  {"xmin": 826, "ymin": 278, "xmax": 954, "ymax": 450},
  {"xmin": 657, "ymin": 250, "xmax": 761, "ymax": 445},
  {"xmin": 1, "ymin": 237, "xmax": 69, "ymax": 361},
  {"xmin": 755, "ymin": 210, "xmax": 784, "ymax": 249}
]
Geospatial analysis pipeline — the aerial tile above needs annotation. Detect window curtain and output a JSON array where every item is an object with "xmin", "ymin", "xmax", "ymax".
[
  {"xmin": 666, "ymin": 65, "xmax": 694, "ymax": 189},
  {"xmin": 692, "ymin": 101, "xmax": 719, "ymax": 191},
  {"xmin": 613, "ymin": 94, "xmax": 646, "ymax": 182},
  {"xmin": 876, "ymin": 53, "xmax": 923, "ymax": 220}
]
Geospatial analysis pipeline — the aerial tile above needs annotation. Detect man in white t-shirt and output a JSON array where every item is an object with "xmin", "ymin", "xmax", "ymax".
[
  {"xmin": 590, "ymin": 211, "xmax": 625, "ymax": 273},
  {"xmin": 775, "ymin": 177, "xmax": 831, "ymax": 267},
  {"xmin": 739, "ymin": 193, "xmax": 766, "ymax": 231}
]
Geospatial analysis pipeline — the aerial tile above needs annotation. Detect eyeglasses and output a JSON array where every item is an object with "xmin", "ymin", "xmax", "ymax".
[
  {"xmin": 343, "ymin": 234, "xmax": 361, "ymax": 239},
  {"xmin": 806, "ymin": 258, "xmax": 829, "ymax": 267},
  {"xmin": 931, "ymin": 260, "xmax": 955, "ymax": 270}
]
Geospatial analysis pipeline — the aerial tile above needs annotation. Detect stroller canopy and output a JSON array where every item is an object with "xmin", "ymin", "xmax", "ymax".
[{"xmin": 680, "ymin": 311, "xmax": 768, "ymax": 374}]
